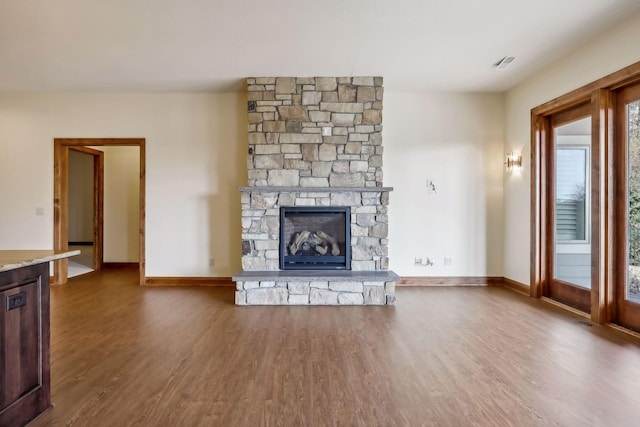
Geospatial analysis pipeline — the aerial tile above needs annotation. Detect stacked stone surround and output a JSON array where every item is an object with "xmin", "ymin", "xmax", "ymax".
[
  {"xmin": 233, "ymin": 76, "xmax": 397, "ymax": 305},
  {"xmin": 245, "ymin": 76, "xmax": 384, "ymax": 188}
]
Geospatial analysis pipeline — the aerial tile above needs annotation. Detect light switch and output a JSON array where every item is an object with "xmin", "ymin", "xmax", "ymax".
[
  {"xmin": 36, "ymin": 207, "xmax": 44, "ymax": 216},
  {"xmin": 322, "ymin": 127, "xmax": 332, "ymax": 136}
]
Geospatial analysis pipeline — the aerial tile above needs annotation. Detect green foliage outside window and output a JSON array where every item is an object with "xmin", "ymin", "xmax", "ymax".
[{"xmin": 629, "ymin": 102, "xmax": 640, "ymax": 267}]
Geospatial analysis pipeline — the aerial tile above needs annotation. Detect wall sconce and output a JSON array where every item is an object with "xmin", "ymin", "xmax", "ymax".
[{"xmin": 505, "ymin": 152, "xmax": 522, "ymax": 171}]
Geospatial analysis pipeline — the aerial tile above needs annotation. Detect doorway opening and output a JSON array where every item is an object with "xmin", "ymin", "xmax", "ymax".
[
  {"xmin": 67, "ymin": 146, "xmax": 104, "ymax": 277},
  {"xmin": 54, "ymin": 138, "xmax": 146, "ymax": 286}
]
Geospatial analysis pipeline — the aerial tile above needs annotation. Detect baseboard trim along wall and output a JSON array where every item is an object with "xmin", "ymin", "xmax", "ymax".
[
  {"xmin": 144, "ymin": 276, "xmax": 235, "ymax": 287},
  {"xmin": 142, "ymin": 275, "xmax": 530, "ymax": 290},
  {"xmin": 503, "ymin": 278, "xmax": 530, "ymax": 295},
  {"xmin": 397, "ymin": 276, "xmax": 504, "ymax": 286}
]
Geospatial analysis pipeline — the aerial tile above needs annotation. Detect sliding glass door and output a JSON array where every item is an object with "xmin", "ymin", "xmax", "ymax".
[
  {"xmin": 615, "ymin": 83, "xmax": 640, "ymax": 331},
  {"xmin": 547, "ymin": 104, "xmax": 592, "ymax": 312},
  {"xmin": 532, "ymin": 62, "xmax": 640, "ymax": 333}
]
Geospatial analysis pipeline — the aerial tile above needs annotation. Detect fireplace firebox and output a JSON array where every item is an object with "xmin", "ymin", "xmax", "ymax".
[{"xmin": 280, "ymin": 206, "xmax": 351, "ymax": 270}]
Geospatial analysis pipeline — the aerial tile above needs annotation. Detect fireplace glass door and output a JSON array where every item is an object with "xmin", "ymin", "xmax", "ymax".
[{"xmin": 280, "ymin": 206, "xmax": 350, "ymax": 270}]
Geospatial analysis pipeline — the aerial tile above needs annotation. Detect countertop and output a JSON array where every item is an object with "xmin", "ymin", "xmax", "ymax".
[{"xmin": 0, "ymin": 250, "xmax": 81, "ymax": 273}]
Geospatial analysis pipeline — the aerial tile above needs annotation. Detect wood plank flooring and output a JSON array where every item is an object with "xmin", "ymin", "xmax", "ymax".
[{"xmin": 31, "ymin": 267, "xmax": 640, "ymax": 426}]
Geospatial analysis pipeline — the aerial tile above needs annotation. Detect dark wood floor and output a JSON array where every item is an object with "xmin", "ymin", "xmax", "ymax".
[{"xmin": 31, "ymin": 267, "xmax": 640, "ymax": 427}]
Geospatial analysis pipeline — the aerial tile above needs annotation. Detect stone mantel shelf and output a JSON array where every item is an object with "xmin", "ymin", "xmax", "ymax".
[
  {"xmin": 239, "ymin": 186, "xmax": 393, "ymax": 193},
  {"xmin": 233, "ymin": 270, "xmax": 400, "ymax": 282}
]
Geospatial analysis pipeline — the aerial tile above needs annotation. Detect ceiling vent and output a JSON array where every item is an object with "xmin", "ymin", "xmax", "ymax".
[{"xmin": 495, "ymin": 56, "xmax": 516, "ymax": 70}]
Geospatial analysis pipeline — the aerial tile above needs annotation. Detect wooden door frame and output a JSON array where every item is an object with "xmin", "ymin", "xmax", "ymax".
[
  {"xmin": 551, "ymin": 104, "xmax": 593, "ymax": 313},
  {"xmin": 533, "ymin": 102, "xmax": 593, "ymax": 314},
  {"xmin": 68, "ymin": 146, "xmax": 104, "ymax": 272},
  {"xmin": 54, "ymin": 138, "xmax": 146, "ymax": 286}
]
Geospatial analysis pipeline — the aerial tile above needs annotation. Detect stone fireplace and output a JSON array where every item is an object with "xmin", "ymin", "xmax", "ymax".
[{"xmin": 232, "ymin": 77, "xmax": 398, "ymax": 305}]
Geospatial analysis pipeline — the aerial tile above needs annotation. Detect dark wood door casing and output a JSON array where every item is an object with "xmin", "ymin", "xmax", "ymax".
[{"xmin": 54, "ymin": 138, "xmax": 146, "ymax": 286}]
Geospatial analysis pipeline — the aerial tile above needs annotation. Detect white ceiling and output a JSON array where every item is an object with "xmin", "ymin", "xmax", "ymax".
[
  {"xmin": 556, "ymin": 117, "xmax": 591, "ymax": 135},
  {"xmin": 1, "ymin": 0, "xmax": 639, "ymax": 93}
]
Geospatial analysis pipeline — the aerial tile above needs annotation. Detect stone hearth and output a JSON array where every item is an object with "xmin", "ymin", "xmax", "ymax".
[
  {"xmin": 233, "ymin": 76, "xmax": 397, "ymax": 305},
  {"xmin": 233, "ymin": 270, "xmax": 399, "ymax": 305}
]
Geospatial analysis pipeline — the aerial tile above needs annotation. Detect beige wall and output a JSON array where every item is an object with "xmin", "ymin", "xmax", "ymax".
[
  {"xmin": 504, "ymin": 10, "xmax": 640, "ymax": 285},
  {"xmin": 0, "ymin": 92, "xmax": 247, "ymax": 276},
  {"xmin": 68, "ymin": 149, "xmax": 94, "ymax": 242},
  {"xmin": 101, "ymin": 146, "xmax": 140, "ymax": 262},
  {"xmin": 384, "ymin": 92, "xmax": 505, "ymax": 276},
  {"xmin": 0, "ymin": 89, "xmax": 504, "ymax": 278},
  {"xmin": 3, "ymin": 15, "xmax": 640, "ymax": 280}
]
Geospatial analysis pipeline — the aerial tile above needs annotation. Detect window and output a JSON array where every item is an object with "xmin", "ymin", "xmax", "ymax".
[{"xmin": 555, "ymin": 146, "xmax": 589, "ymax": 242}]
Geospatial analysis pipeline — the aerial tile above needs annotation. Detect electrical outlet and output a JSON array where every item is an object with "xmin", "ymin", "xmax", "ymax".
[
  {"xmin": 415, "ymin": 257, "xmax": 434, "ymax": 266},
  {"xmin": 209, "ymin": 258, "xmax": 215, "ymax": 266},
  {"xmin": 322, "ymin": 127, "xmax": 332, "ymax": 136},
  {"xmin": 444, "ymin": 257, "xmax": 452, "ymax": 266},
  {"xmin": 426, "ymin": 179, "xmax": 436, "ymax": 194}
]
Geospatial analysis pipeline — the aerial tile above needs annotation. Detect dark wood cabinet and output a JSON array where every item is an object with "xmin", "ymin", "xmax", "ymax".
[{"xmin": 0, "ymin": 263, "xmax": 51, "ymax": 427}]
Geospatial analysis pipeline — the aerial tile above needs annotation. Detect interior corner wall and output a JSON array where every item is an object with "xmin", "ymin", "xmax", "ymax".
[
  {"xmin": 0, "ymin": 92, "xmax": 247, "ymax": 277},
  {"xmin": 504, "ymin": 9, "xmax": 640, "ymax": 286},
  {"xmin": 384, "ymin": 92, "xmax": 504, "ymax": 276}
]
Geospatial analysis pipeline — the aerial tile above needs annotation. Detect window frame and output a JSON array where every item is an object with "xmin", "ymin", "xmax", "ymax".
[{"xmin": 554, "ymin": 143, "xmax": 591, "ymax": 246}]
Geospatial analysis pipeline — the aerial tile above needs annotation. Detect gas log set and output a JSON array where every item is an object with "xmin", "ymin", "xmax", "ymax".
[{"xmin": 288, "ymin": 230, "xmax": 341, "ymax": 256}]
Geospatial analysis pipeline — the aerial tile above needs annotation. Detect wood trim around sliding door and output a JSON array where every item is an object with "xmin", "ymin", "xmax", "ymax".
[
  {"xmin": 531, "ymin": 112, "xmax": 551, "ymax": 299},
  {"xmin": 550, "ymin": 103, "xmax": 593, "ymax": 314},
  {"xmin": 54, "ymin": 138, "xmax": 146, "ymax": 286},
  {"xmin": 532, "ymin": 99, "xmax": 597, "ymax": 316},
  {"xmin": 591, "ymin": 89, "xmax": 615, "ymax": 324}
]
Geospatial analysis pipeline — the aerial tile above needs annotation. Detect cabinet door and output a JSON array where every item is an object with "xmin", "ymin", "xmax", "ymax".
[
  {"xmin": 0, "ymin": 263, "xmax": 50, "ymax": 427},
  {"xmin": 0, "ymin": 280, "xmax": 41, "ymax": 411}
]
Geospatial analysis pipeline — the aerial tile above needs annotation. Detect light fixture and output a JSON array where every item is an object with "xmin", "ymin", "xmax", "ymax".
[{"xmin": 505, "ymin": 152, "xmax": 522, "ymax": 171}]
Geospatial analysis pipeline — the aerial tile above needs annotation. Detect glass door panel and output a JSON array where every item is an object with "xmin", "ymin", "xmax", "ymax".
[
  {"xmin": 547, "ymin": 108, "xmax": 592, "ymax": 313},
  {"xmin": 616, "ymin": 83, "xmax": 640, "ymax": 332},
  {"xmin": 628, "ymin": 99, "xmax": 640, "ymax": 305},
  {"xmin": 554, "ymin": 119, "xmax": 591, "ymax": 289}
]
